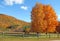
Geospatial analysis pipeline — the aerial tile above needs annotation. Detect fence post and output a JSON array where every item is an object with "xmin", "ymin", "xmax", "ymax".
[
  {"xmin": 36, "ymin": 32, "xmax": 40, "ymax": 38},
  {"xmin": 57, "ymin": 32, "xmax": 59, "ymax": 38},
  {"xmin": 22, "ymin": 32, "xmax": 24, "ymax": 38},
  {"xmin": 2, "ymin": 32, "xmax": 4, "ymax": 41},
  {"xmin": 49, "ymin": 33, "xmax": 50, "ymax": 38},
  {"xmin": 46, "ymin": 33, "xmax": 47, "ymax": 38}
]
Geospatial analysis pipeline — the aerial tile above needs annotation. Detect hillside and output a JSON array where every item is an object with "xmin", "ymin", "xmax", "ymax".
[{"xmin": 0, "ymin": 14, "xmax": 30, "ymax": 32}]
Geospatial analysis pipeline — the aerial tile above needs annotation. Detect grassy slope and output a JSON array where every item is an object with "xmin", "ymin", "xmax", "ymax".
[{"xmin": 0, "ymin": 14, "xmax": 30, "ymax": 31}]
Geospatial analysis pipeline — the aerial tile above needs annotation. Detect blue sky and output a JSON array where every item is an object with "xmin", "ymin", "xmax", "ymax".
[{"xmin": 0, "ymin": 0, "xmax": 60, "ymax": 22}]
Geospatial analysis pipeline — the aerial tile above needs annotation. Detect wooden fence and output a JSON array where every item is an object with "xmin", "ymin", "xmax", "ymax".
[{"xmin": 0, "ymin": 32, "xmax": 60, "ymax": 38}]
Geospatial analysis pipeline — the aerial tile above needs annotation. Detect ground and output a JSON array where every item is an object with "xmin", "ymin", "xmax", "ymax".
[{"xmin": 0, "ymin": 36, "xmax": 60, "ymax": 41}]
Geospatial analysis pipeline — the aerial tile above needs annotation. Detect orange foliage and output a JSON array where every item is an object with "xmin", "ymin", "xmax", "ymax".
[
  {"xmin": 44, "ymin": 5, "xmax": 58, "ymax": 33},
  {"xmin": 31, "ymin": 3, "xmax": 58, "ymax": 33},
  {"xmin": 31, "ymin": 3, "xmax": 46, "ymax": 33}
]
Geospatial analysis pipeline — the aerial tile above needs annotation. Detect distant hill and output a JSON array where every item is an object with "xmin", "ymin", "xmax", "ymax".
[{"xmin": 0, "ymin": 14, "xmax": 30, "ymax": 32}]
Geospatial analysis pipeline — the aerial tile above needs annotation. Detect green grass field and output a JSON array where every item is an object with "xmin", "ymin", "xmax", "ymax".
[{"xmin": 0, "ymin": 33, "xmax": 60, "ymax": 41}]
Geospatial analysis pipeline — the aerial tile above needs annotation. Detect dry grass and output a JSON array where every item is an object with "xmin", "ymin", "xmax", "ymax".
[{"xmin": 0, "ymin": 37, "xmax": 60, "ymax": 41}]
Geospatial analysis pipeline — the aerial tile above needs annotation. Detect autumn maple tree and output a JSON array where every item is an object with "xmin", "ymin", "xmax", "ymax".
[
  {"xmin": 31, "ymin": 3, "xmax": 46, "ymax": 33},
  {"xmin": 31, "ymin": 3, "xmax": 58, "ymax": 33},
  {"xmin": 44, "ymin": 5, "xmax": 58, "ymax": 33}
]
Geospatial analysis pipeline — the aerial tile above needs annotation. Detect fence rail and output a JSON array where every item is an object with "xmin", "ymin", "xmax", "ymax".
[{"xmin": 0, "ymin": 32, "xmax": 60, "ymax": 38}]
